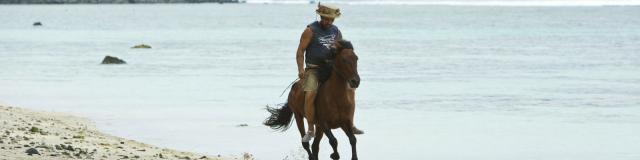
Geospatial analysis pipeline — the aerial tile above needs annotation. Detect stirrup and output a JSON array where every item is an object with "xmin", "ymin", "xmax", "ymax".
[
  {"xmin": 301, "ymin": 130, "xmax": 315, "ymax": 142},
  {"xmin": 352, "ymin": 127, "xmax": 364, "ymax": 135}
]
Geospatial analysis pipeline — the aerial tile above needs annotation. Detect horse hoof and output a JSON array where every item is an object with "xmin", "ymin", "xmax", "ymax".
[{"xmin": 330, "ymin": 153, "xmax": 340, "ymax": 159}]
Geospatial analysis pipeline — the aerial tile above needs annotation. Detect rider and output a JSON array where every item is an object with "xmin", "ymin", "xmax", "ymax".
[{"xmin": 296, "ymin": 3, "xmax": 364, "ymax": 142}]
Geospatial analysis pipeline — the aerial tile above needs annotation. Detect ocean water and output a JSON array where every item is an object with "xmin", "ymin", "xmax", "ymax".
[
  {"xmin": 247, "ymin": 0, "xmax": 640, "ymax": 6},
  {"xmin": 1, "ymin": 3, "xmax": 640, "ymax": 160}
]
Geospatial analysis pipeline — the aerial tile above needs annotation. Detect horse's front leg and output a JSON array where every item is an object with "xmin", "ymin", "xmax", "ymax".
[
  {"xmin": 341, "ymin": 125, "xmax": 358, "ymax": 160},
  {"xmin": 322, "ymin": 124, "xmax": 340, "ymax": 160},
  {"xmin": 311, "ymin": 129, "xmax": 324, "ymax": 160}
]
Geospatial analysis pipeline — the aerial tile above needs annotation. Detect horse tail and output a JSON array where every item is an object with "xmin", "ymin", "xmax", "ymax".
[{"xmin": 263, "ymin": 103, "xmax": 294, "ymax": 131}]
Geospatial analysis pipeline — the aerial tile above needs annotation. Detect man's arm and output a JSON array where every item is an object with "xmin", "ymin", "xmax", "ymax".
[{"xmin": 296, "ymin": 27, "xmax": 313, "ymax": 79}]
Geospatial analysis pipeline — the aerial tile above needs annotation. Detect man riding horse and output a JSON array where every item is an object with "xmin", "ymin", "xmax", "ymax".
[{"xmin": 296, "ymin": 3, "xmax": 364, "ymax": 143}]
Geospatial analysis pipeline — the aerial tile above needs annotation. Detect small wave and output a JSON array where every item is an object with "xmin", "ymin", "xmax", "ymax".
[{"xmin": 246, "ymin": 0, "xmax": 640, "ymax": 6}]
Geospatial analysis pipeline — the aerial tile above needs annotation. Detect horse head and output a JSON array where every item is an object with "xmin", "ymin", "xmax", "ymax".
[{"xmin": 332, "ymin": 40, "xmax": 360, "ymax": 89}]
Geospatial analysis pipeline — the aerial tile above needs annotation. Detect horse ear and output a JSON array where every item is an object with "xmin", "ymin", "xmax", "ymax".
[
  {"xmin": 330, "ymin": 39, "xmax": 353, "ymax": 58},
  {"xmin": 339, "ymin": 40, "xmax": 353, "ymax": 50}
]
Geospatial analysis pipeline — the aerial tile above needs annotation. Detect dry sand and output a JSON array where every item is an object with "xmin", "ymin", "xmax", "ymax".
[{"xmin": 0, "ymin": 104, "xmax": 252, "ymax": 160}]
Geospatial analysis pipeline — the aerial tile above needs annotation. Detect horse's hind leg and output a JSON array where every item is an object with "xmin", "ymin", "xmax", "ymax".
[
  {"xmin": 341, "ymin": 124, "xmax": 358, "ymax": 160},
  {"xmin": 322, "ymin": 124, "xmax": 340, "ymax": 160},
  {"xmin": 311, "ymin": 130, "xmax": 324, "ymax": 160},
  {"xmin": 295, "ymin": 114, "xmax": 312, "ymax": 159},
  {"xmin": 289, "ymin": 83, "xmax": 313, "ymax": 159}
]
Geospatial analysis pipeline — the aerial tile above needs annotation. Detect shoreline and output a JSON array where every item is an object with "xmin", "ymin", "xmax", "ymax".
[{"xmin": 0, "ymin": 104, "xmax": 246, "ymax": 160}]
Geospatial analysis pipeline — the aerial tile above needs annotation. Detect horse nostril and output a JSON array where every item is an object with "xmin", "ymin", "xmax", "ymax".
[{"xmin": 349, "ymin": 79, "xmax": 359, "ymax": 88}]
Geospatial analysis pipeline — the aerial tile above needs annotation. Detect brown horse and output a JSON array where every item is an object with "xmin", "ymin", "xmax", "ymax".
[{"xmin": 264, "ymin": 40, "xmax": 360, "ymax": 160}]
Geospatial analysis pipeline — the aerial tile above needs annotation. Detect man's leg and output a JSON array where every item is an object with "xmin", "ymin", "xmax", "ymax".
[
  {"xmin": 301, "ymin": 68, "xmax": 319, "ymax": 142},
  {"xmin": 302, "ymin": 90, "xmax": 317, "ymax": 142}
]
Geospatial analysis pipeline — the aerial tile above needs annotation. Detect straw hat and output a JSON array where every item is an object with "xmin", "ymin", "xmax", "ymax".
[{"xmin": 316, "ymin": 3, "xmax": 341, "ymax": 18}]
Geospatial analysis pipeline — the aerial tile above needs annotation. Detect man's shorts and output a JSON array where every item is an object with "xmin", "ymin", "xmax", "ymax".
[{"xmin": 302, "ymin": 68, "xmax": 319, "ymax": 92}]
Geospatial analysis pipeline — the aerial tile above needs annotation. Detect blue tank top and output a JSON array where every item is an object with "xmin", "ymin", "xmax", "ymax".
[{"xmin": 305, "ymin": 21, "xmax": 342, "ymax": 65}]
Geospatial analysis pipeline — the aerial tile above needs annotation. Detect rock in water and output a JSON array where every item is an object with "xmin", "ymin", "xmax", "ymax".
[
  {"xmin": 101, "ymin": 56, "xmax": 126, "ymax": 64},
  {"xmin": 33, "ymin": 22, "xmax": 42, "ymax": 26},
  {"xmin": 26, "ymin": 148, "xmax": 40, "ymax": 155},
  {"xmin": 131, "ymin": 44, "xmax": 151, "ymax": 49}
]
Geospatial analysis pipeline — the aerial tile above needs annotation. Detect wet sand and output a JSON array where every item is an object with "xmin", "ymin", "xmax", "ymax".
[{"xmin": 0, "ymin": 104, "xmax": 251, "ymax": 160}]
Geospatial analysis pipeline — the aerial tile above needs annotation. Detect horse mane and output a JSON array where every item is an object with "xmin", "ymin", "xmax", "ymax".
[
  {"xmin": 316, "ymin": 39, "xmax": 353, "ymax": 83},
  {"xmin": 317, "ymin": 63, "xmax": 333, "ymax": 83},
  {"xmin": 338, "ymin": 40, "xmax": 353, "ymax": 50}
]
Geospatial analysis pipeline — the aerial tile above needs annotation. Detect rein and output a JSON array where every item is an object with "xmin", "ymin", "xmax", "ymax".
[{"xmin": 279, "ymin": 78, "xmax": 299, "ymax": 97}]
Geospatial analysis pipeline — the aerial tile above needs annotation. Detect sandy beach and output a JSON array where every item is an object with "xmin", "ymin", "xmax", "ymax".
[{"xmin": 0, "ymin": 104, "xmax": 249, "ymax": 160}]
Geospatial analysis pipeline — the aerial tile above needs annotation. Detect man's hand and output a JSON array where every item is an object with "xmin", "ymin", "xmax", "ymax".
[{"xmin": 298, "ymin": 70, "xmax": 305, "ymax": 79}]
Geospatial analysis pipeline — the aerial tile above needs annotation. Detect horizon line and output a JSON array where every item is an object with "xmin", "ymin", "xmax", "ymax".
[{"xmin": 246, "ymin": 0, "xmax": 640, "ymax": 6}]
